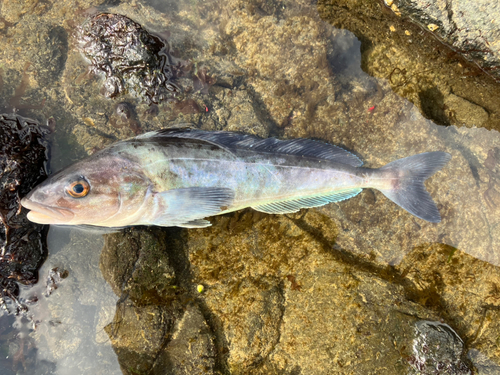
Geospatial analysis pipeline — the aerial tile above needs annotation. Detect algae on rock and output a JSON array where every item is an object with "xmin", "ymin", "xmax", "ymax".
[
  {"xmin": 2, "ymin": 0, "xmax": 500, "ymax": 373},
  {"xmin": 317, "ymin": 0, "xmax": 500, "ymax": 132},
  {"xmin": 100, "ymin": 228, "xmax": 217, "ymax": 375}
]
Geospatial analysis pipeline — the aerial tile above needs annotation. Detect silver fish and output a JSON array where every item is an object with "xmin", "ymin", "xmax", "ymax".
[{"xmin": 21, "ymin": 128, "xmax": 451, "ymax": 227}]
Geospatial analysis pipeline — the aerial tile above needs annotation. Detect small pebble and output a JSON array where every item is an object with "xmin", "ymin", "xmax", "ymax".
[{"xmin": 427, "ymin": 23, "xmax": 439, "ymax": 32}]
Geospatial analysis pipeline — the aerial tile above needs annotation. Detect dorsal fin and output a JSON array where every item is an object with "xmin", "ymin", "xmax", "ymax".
[{"xmin": 136, "ymin": 128, "xmax": 363, "ymax": 167}]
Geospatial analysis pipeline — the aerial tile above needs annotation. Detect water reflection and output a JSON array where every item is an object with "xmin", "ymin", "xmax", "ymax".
[
  {"xmin": 0, "ymin": 0, "xmax": 500, "ymax": 373},
  {"xmin": 13, "ymin": 227, "xmax": 120, "ymax": 375},
  {"xmin": 325, "ymin": 100, "xmax": 500, "ymax": 266}
]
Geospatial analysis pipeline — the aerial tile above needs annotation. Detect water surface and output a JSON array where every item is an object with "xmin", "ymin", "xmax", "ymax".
[{"xmin": 1, "ymin": 0, "xmax": 500, "ymax": 373}]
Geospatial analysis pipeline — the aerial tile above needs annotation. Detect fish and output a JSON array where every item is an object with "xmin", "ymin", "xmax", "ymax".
[{"xmin": 21, "ymin": 128, "xmax": 451, "ymax": 228}]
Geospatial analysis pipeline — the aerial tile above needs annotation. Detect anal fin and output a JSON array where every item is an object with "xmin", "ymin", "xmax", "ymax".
[{"xmin": 252, "ymin": 188, "xmax": 362, "ymax": 214}]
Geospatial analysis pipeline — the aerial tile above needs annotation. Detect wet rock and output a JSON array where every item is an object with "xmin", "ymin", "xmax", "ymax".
[
  {"xmin": 110, "ymin": 102, "xmax": 142, "ymax": 135},
  {"xmin": 173, "ymin": 98, "xmax": 201, "ymax": 116},
  {"xmin": 229, "ymin": 12, "xmax": 339, "ymax": 132},
  {"xmin": 44, "ymin": 267, "xmax": 69, "ymax": 297},
  {"xmin": 192, "ymin": 67, "xmax": 217, "ymax": 95},
  {"xmin": 0, "ymin": 0, "xmax": 51, "ymax": 24},
  {"xmin": 443, "ymin": 93, "xmax": 489, "ymax": 127},
  {"xmin": 32, "ymin": 25, "xmax": 69, "ymax": 87},
  {"xmin": 100, "ymin": 228, "xmax": 178, "ymax": 373},
  {"xmin": 99, "ymin": 228, "xmax": 177, "ymax": 305},
  {"xmin": 100, "ymin": 228, "xmax": 216, "ymax": 374},
  {"xmin": 188, "ymin": 206, "xmax": 500, "ymax": 374},
  {"xmin": 317, "ymin": 0, "xmax": 500, "ymax": 132},
  {"xmin": 107, "ymin": 301, "xmax": 216, "ymax": 375},
  {"xmin": 147, "ymin": 0, "xmax": 179, "ymax": 14},
  {"xmin": 388, "ymin": 0, "xmax": 500, "ymax": 81},
  {"xmin": 0, "ymin": 114, "xmax": 49, "ymax": 314},
  {"xmin": 77, "ymin": 13, "xmax": 180, "ymax": 104},
  {"xmin": 154, "ymin": 303, "xmax": 216, "ymax": 375},
  {"xmin": 394, "ymin": 242, "xmax": 500, "ymax": 368},
  {"xmin": 0, "ymin": 64, "xmax": 46, "ymax": 115},
  {"xmin": 468, "ymin": 349, "xmax": 500, "ymax": 375},
  {"xmin": 105, "ymin": 301, "xmax": 176, "ymax": 374},
  {"xmin": 221, "ymin": 278, "xmax": 284, "ymax": 371},
  {"xmin": 210, "ymin": 87, "xmax": 269, "ymax": 137},
  {"xmin": 409, "ymin": 320, "xmax": 472, "ymax": 374},
  {"xmin": 187, "ymin": 211, "xmax": 447, "ymax": 374}
]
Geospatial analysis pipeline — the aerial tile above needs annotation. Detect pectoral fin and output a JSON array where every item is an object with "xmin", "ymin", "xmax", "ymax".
[{"xmin": 149, "ymin": 187, "xmax": 234, "ymax": 228}]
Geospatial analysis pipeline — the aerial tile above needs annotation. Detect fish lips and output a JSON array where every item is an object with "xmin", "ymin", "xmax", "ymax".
[{"xmin": 21, "ymin": 197, "xmax": 75, "ymax": 224}]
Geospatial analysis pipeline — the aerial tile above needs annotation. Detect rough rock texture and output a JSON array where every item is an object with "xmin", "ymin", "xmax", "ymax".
[
  {"xmin": 2, "ymin": 0, "xmax": 500, "ymax": 374},
  {"xmin": 229, "ymin": 13, "xmax": 339, "ymax": 131},
  {"xmin": 468, "ymin": 349, "xmax": 500, "ymax": 375},
  {"xmin": 160, "ymin": 304, "xmax": 216, "ymax": 375},
  {"xmin": 318, "ymin": 0, "xmax": 500, "ymax": 132},
  {"xmin": 389, "ymin": 0, "xmax": 500, "ymax": 80},
  {"xmin": 185, "ymin": 206, "xmax": 500, "ymax": 373},
  {"xmin": 100, "ymin": 228, "xmax": 216, "ymax": 375},
  {"xmin": 99, "ymin": 228, "xmax": 177, "ymax": 305},
  {"xmin": 31, "ymin": 24, "xmax": 69, "ymax": 88}
]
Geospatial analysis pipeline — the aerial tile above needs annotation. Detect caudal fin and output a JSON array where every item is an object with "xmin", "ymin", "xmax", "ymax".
[{"xmin": 378, "ymin": 152, "xmax": 451, "ymax": 223}]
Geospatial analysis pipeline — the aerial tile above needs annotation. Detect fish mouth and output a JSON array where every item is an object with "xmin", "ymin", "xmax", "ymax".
[{"xmin": 21, "ymin": 198, "xmax": 75, "ymax": 224}]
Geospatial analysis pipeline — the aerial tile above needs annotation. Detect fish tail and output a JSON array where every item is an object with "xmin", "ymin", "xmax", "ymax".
[{"xmin": 377, "ymin": 152, "xmax": 451, "ymax": 223}]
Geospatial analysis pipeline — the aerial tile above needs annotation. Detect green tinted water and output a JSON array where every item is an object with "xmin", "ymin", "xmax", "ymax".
[{"xmin": 1, "ymin": 0, "xmax": 500, "ymax": 374}]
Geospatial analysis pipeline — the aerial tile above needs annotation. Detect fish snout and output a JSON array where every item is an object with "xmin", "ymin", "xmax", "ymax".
[{"xmin": 21, "ymin": 197, "xmax": 75, "ymax": 224}]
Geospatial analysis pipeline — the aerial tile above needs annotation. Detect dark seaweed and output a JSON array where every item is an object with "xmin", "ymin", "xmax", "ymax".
[
  {"xmin": 78, "ymin": 13, "xmax": 180, "ymax": 104},
  {"xmin": 0, "ymin": 114, "xmax": 49, "ymax": 314}
]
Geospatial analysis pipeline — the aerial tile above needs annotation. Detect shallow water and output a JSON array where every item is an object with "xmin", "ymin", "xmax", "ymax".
[{"xmin": 1, "ymin": 0, "xmax": 500, "ymax": 374}]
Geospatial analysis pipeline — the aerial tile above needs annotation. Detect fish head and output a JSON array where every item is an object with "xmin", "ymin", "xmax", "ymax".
[{"xmin": 21, "ymin": 152, "xmax": 151, "ymax": 226}]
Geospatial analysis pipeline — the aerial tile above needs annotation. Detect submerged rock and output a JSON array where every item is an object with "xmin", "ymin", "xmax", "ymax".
[
  {"xmin": 3, "ymin": 0, "xmax": 500, "ymax": 373},
  {"xmin": 0, "ymin": 114, "xmax": 49, "ymax": 314},
  {"xmin": 409, "ymin": 321, "xmax": 472, "ymax": 374},
  {"xmin": 387, "ymin": 0, "xmax": 500, "ymax": 81},
  {"xmin": 155, "ymin": 304, "xmax": 216, "ymax": 375},
  {"xmin": 77, "ymin": 13, "xmax": 180, "ymax": 104},
  {"xmin": 317, "ymin": 0, "xmax": 500, "ymax": 131},
  {"xmin": 100, "ymin": 228, "xmax": 216, "ymax": 375},
  {"xmin": 31, "ymin": 24, "xmax": 69, "ymax": 88}
]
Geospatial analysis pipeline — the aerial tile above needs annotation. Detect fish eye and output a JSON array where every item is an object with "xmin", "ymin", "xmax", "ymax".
[{"xmin": 66, "ymin": 179, "xmax": 90, "ymax": 198}]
